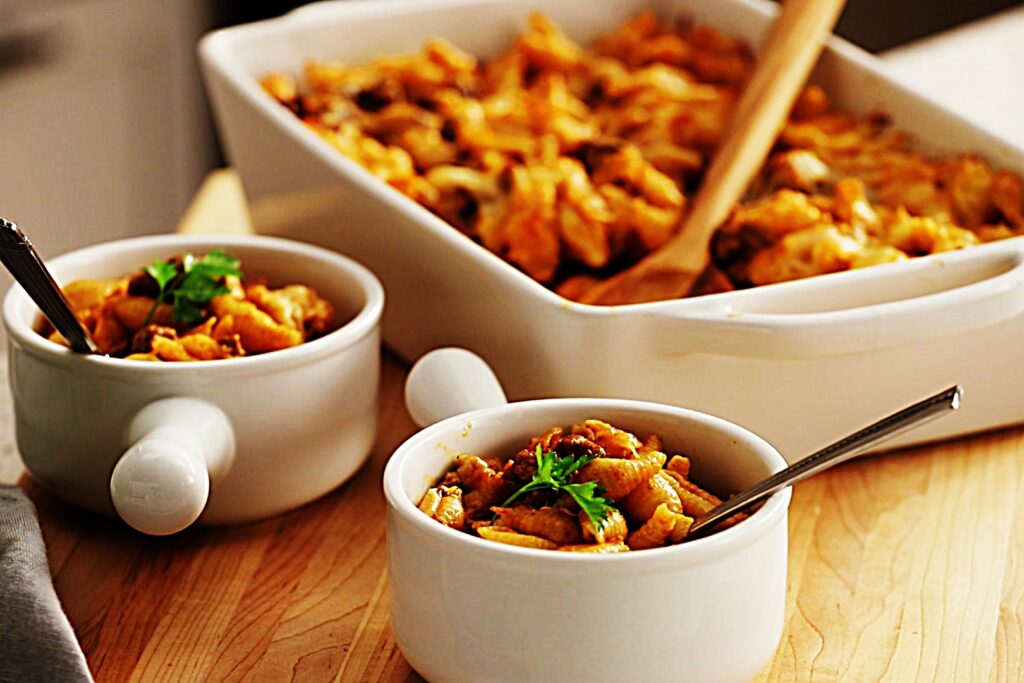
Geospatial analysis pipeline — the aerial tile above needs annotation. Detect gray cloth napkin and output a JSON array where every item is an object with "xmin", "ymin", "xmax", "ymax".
[{"xmin": 0, "ymin": 484, "xmax": 93, "ymax": 683}]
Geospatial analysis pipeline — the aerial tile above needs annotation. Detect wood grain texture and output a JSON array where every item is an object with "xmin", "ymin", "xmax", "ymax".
[
  {"xmin": 175, "ymin": 169, "xmax": 254, "ymax": 236},
  {"xmin": 25, "ymin": 355, "xmax": 422, "ymax": 683},
  {"xmin": 17, "ymin": 169, "xmax": 1024, "ymax": 682},
  {"xmin": 753, "ymin": 431, "xmax": 1024, "ymax": 683}
]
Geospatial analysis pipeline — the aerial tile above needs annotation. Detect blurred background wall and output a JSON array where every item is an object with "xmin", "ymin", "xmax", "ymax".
[
  {"xmin": 0, "ymin": 1, "xmax": 219, "ymax": 254},
  {"xmin": 0, "ymin": 0, "xmax": 1020, "ymax": 264},
  {"xmin": 834, "ymin": 0, "xmax": 1021, "ymax": 50}
]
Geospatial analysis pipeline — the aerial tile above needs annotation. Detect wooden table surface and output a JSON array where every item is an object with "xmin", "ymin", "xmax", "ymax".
[{"xmin": 17, "ymin": 169, "xmax": 1024, "ymax": 682}]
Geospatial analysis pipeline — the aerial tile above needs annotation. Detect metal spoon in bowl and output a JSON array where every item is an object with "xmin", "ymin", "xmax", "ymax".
[
  {"xmin": 0, "ymin": 217, "xmax": 99, "ymax": 353},
  {"xmin": 685, "ymin": 385, "xmax": 962, "ymax": 539}
]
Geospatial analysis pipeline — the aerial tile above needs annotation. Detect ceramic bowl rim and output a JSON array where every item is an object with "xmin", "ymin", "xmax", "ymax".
[
  {"xmin": 384, "ymin": 397, "xmax": 792, "ymax": 571},
  {"xmin": 2, "ymin": 233, "xmax": 384, "ymax": 374}
]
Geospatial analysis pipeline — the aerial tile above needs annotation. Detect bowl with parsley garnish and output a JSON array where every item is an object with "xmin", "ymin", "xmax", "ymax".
[
  {"xmin": 383, "ymin": 348, "xmax": 791, "ymax": 683},
  {"xmin": 4, "ymin": 234, "xmax": 383, "ymax": 535}
]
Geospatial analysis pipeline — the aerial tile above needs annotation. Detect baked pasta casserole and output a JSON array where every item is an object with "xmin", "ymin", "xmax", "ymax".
[{"xmin": 261, "ymin": 11, "xmax": 1024, "ymax": 301}]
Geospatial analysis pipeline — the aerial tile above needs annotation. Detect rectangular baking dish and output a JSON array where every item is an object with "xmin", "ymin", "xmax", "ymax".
[{"xmin": 199, "ymin": 0, "xmax": 1024, "ymax": 460}]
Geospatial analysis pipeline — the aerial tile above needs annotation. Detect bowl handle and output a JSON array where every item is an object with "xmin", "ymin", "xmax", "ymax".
[
  {"xmin": 405, "ymin": 348, "xmax": 508, "ymax": 428},
  {"xmin": 639, "ymin": 246, "xmax": 1024, "ymax": 359},
  {"xmin": 109, "ymin": 397, "xmax": 235, "ymax": 535}
]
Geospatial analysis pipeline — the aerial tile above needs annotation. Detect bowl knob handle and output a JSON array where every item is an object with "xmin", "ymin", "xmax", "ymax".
[
  {"xmin": 404, "ymin": 348, "xmax": 508, "ymax": 428},
  {"xmin": 109, "ymin": 397, "xmax": 235, "ymax": 535}
]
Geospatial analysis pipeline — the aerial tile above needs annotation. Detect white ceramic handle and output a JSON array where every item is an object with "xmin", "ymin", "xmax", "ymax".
[
  {"xmin": 644, "ymin": 247, "xmax": 1024, "ymax": 359},
  {"xmin": 110, "ymin": 397, "xmax": 235, "ymax": 536},
  {"xmin": 405, "ymin": 348, "xmax": 508, "ymax": 428}
]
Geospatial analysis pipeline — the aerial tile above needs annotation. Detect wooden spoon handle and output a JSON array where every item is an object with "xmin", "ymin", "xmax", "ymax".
[
  {"xmin": 581, "ymin": 0, "xmax": 846, "ymax": 305},
  {"xmin": 674, "ymin": 0, "xmax": 847, "ymax": 251}
]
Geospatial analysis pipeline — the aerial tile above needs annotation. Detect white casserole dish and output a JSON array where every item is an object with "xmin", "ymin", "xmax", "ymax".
[{"xmin": 199, "ymin": 0, "xmax": 1024, "ymax": 460}]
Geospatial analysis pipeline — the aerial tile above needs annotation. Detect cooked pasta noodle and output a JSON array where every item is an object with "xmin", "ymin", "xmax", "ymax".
[
  {"xmin": 262, "ymin": 11, "xmax": 1024, "ymax": 302},
  {"xmin": 418, "ymin": 420, "xmax": 747, "ymax": 551}
]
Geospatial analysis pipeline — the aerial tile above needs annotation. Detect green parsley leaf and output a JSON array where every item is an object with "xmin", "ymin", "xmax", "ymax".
[
  {"xmin": 187, "ymin": 249, "xmax": 241, "ymax": 279},
  {"xmin": 145, "ymin": 260, "xmax": 178, "ymax": 291},
  {"xmin": 496, "ymin": 444, "xmax": 616, "ymax": 529},
  {"xmin": 176, "ymin": 271, "xmax": 227, "ymax": 301},
  {"xmin": 171, "ymin": 298, "xmax": 206, "ymax": 326},
  {"xmin": 140, "ymin": 250, "xmax": 243, "ymax": 326},
  {"xmin": 561, "ymin": 481, "xmax": 614, "ymax": 529}
]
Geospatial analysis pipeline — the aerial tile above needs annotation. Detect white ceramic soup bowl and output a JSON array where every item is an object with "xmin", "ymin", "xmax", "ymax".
[
  {"xmin": 3, "ymin": 234, "xmax": 383, "ymax": 535},
  {"xmin": 383, "ymin": 349, "xmax": 791, "ymax": 683}
]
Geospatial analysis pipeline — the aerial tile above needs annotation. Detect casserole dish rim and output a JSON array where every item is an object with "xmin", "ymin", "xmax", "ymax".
[{"xmin": 196, "ymin": 0, "xmax": 1024, "ymax": 320}]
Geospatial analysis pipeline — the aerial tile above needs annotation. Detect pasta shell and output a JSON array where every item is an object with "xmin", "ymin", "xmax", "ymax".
[
  {"xmin": 110, "ymin": 296, "xmax": 172, "ymax": 332},
  {"xmin": 492, "ymin": 506, "xmax": 583, "ymax": 546},
  {"xmin": 558, "ymin": 542, "xmax": 630, "ymax": 554},
  {"xmin": 576, "ymin": 450, "xmax": 665, "ymax": 500},
  {"xmin": 622, "ymin": 471, "xmax": 682, "ymax": 521},
  {"xmin": 456, "ymin": 455, "xmax": 511, "ymax": 519},
  {"xmin": 627, "ymin": 503, "xmax": 677, "ymax": 550},
  {"xmin": 574, "ymin": 419, "xmax": 642, "ymax": 458},
  {"xmin": 661, "ymin": 469, "xmax": 721, "ymax": 518},
  {"xmin": 419, "ymin": 486, "xmax": 466, "ymax": 529},
  {"xmin": 579, "ymin": 508, "xmax": 628, "ymax": 544},
  {"xmin": 211, "ymin": 294, "xmax": 303, "ymax": 353},
  {"xmin": 477, "ymin": 525, "xmax": 558, "ymax": 550},
  {"xmin": 665, "ymin": 455, "xmax": 690, "ymax": 479}
]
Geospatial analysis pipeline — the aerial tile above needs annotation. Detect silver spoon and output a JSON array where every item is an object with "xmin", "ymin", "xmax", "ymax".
[
  {"xmin": 685, "ymin": 385, "xmax": 962, "ymax": 539},
  {"xmin": 0, "ymin": 217, "xmax": 99, "ymax": 353}
]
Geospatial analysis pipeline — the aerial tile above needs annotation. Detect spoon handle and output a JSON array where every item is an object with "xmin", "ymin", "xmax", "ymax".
[
  {"xmin": 580, "ymin": 0, "xmax": 847, "ymax": 305},
  {"xmin": 686, "ymin": 385, "xmax": 962, "ymax": 538},
  {"xmin": 0, "ymin": 217, "xmax": 98, "ymax": 354}
]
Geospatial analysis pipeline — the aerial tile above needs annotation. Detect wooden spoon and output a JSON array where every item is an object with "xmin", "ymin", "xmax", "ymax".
[{"xmin": 580, "ymin": 0, "xmax": 848, "ymax": 306}]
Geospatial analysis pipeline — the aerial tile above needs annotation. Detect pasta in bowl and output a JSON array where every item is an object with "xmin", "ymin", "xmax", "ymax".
[
  {"xmin": 43, "ymin": 249, "xmax": 336, "ymax": 361},
  {"xmin": 418, "ymin": 418, "xmax": 748, "ymax": 552},
  {"xmin": 384, "ymin": 349, "xmax": 790, "ymax": 683}
]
